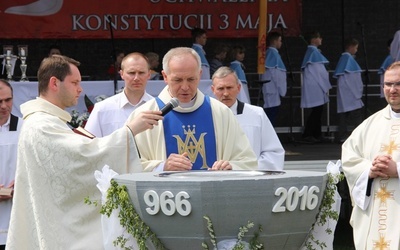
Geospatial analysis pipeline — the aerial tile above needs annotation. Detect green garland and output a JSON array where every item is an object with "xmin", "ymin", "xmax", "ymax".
[
  {"xmin": 85, "ymin": 179, "xmax": 166, "ymax": 250},
  {"xmin": 201, "ymin": 215, "xmax": 264, "ymax": 250},
  {"xmin": 303, "ymin": 172, "xmax": 345, "ymax": 250}
]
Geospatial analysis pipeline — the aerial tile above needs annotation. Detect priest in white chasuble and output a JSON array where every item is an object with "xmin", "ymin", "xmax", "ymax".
[
  {"xmin": 129, "ymin": 47, "xmax": 258, "ymax": 172},
  {"xmin": 342, "ymin": 61, "xmax": 400, "ymax": 249},
  {"xmin": 6, "ymin": 55, "xmax": 163, "ymax": 250}
]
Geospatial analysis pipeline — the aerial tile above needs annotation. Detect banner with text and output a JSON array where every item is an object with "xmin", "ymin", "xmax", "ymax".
[{"xmin": 0, "ymin": 0, "xmax": 302, "ymax": 39}]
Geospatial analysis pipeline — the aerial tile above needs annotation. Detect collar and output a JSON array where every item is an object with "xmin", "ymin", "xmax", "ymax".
[
  {"xmin": 21, "ymin": 97, "xmax": 72, "ymax": 123},
  {"xmin": 192, "ymin": 43, "xmax": 203, "ymax": 49},
  {"xmin": 229, "ymin": 100, "xmax": 245, "ymax": 115},
  {"xmin": 268, "ymin": 47, "xmax": 279, "ymax": 52},
  {"xmin": 229, "ymin": 100, "xmax": 238, "ymax": 115},
  {"xmin": 391, "ymin": 108, "xmax": 400, "ymax": 119},
  {"xmin": 0, "ymin": 115, "xmax": 11, "ymax": 131},
  {"xmin": 159, "ymin": 86, "xmax": 204, "ymax": 112},
  {"xmin": 180, "ymin": 98, "xmax": 196, "ymax": 108},
  {"xmin": 120, "ymin": 90, "xmax": 152, "ymax": 109},
  {"xmin": 1, "ymin": 115, "xmax": 11, "ymax": 127}
]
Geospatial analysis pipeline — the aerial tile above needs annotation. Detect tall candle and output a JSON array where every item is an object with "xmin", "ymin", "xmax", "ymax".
[
  {"xmin": 20, "ymin": 48, "xmax": 25, "ymax": 57},
  {"xmin": 6, "ymin": 50, "xmax": 11, "ymax": 57}
]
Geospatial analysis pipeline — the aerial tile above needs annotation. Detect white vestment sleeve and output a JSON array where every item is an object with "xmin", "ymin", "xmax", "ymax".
[
  {"xmin": 351, "ymin": 169, "xmax": 371, "ymax": 210},
  {"xmin": 153, "ymin": 162, "xmax": 165, "ymax": 172},
  {"xmin": 257, "ymin": 110, "xmax": 285, "ymax": 170}
]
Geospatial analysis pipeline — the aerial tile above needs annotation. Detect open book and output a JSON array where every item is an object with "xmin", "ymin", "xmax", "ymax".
[{"xmin": 73, "ymin": 126, "xmax": 95, "ymax": 139}]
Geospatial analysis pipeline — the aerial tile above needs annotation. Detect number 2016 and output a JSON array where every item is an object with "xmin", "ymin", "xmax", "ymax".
[
  {"xmin": 144, "ymin": 190, "xmax": 192, "ymax": 216},
  {"xmin": 272, "ymin": 186, "xmax": 320, "ymax": 213}
]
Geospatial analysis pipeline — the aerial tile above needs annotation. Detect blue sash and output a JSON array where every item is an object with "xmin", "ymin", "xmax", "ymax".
[{"xmin": 156, "ymin": 96, "xmax": 217, "ymax": 170}]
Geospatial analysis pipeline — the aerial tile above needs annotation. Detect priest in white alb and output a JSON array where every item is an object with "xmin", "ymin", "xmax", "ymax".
[{"xmin": 211, "ymin": 66, "xmax": 285, "ymax": 171}]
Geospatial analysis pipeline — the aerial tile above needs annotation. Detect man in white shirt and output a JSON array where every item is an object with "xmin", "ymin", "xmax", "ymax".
[
  {"xmin": 211, "ymin": 66, "xmax": 285, "ymax": 171},
  {"xmin": 0, "ymin": 80, "xmax": 23, "ymax": 250},
  {"xmin": 85, "ymin": 52, "xmax": 154, "ymax": 137}
]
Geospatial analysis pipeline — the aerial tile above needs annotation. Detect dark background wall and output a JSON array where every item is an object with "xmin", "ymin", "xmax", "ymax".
[{"xmin": 1, "ymin": 0, "xmax": 399, "ymax": 132}]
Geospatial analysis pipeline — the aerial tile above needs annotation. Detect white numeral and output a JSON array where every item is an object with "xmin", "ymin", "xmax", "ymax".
[
  {"xmin": 176, "ymin": 191, "xmax": 192, "ymax": 216},
  {"xmin": 306, "ymin": 186, "xmax": 320, "ymax": 210},
  {"xmin": 272, "ymin": 187, "xmax": 287, "ymax": 212},
  {"xmin": 272, "ymin": 186, "xmax": 320, "ymax": 213},
  {"xmin": 160, "ymin": 191, "xmax": 175, "ymax": 216},
  {"xmin": 144, "ymin": 190, "xmax": 160, "ymax": 215},
  {"xmin": 144, "ymin": 190, "xmax": 192, "ymax": 216}
]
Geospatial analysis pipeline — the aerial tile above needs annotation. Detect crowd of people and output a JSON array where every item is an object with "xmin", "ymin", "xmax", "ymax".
[{"xmin": 2, "ymin": 27, "xmax": 400, "ymax": 249}]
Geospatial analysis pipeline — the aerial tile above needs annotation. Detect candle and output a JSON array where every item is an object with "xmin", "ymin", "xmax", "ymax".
[
  {"xmin": 20, "ymin": 48, "xmax": 25, "ymax": 57},
  {"xmin": 6, "ymin": 50, "xmax": 11, "ymax": 57}
]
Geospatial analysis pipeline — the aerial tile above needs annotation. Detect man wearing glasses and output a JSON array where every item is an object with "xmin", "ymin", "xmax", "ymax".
[{"xmin": 342, "ymin": 61, "xmax": 400, "ymax": 249}]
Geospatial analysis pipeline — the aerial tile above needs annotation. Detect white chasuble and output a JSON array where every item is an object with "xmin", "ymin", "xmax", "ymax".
[
  {"xmin": 342, "ymin": 105, "xmax": 400, "ymax": 250},
  {"xmin": 6, "ymin": 98, "xmax": 141, "ymax": 250}
]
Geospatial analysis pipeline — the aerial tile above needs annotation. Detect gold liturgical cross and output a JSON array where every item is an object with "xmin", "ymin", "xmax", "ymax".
[
  {"xmin": 375, "ymin": 184, "xmax": 395, "ymax": 207},
  {"xmin": 381, "ymin": 140, "xmax": 399, "ymax": 155},
  {"xmin": 373, "ymin": 234, "xmax": 390, "ymax": 250}
]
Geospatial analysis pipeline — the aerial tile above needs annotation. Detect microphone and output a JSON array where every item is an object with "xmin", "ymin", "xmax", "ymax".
[{"xmin": 160, "ymin": 98, "xmax": 179, "ymax": 116}]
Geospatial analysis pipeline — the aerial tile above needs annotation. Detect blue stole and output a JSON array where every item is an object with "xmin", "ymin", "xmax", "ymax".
[
  {"xmin": 156, "ymin": 96, "xmax": 217, "ymax": 170},
  {"xmin": 333, "ymin": 52, "xmax": 362, "ymax": 78},
  {"xmin": 378, "ymin": 55, "xmax": 394, "ymax": 75},
  {"xmin": 230, "ymin": 60, "xmax": 247, "ymax": 84},
  {"xmin": 265, "ymin": 47, "xmax": 286, "ymax": 71},
  {"xmin": 192, "ymin": 44, "xmax": 210, "ymax": 67},
  {"xmin": 301, "ymin": 45, "xmax": 329, "ymax": 69}
]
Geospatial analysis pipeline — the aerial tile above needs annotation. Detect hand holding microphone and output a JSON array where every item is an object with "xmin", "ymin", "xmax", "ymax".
[{"xmin": 126, "ymin": 98, "xmax": 179, "ymax": 136}]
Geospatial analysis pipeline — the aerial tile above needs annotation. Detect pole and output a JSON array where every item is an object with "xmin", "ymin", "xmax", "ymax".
[
  {"xmin": 358, "ymin": 22, "xmax": 370, "ymax": 118},
  {"xmin": 279, "ymin": 25, "xmax": 296, "ymax": 143},
  {"xmin": 257, "ymin": 0, "xmax": 267, "ymax": 74},
  {"xmin": 106, "ymin": 14, "xmax": 118, "ymax": 94}
]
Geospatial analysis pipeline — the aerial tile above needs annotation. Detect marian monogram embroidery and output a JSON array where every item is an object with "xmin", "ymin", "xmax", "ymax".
[{"xmin": 173, "ymin": 125, "xmax": 209, "ymax": 169}]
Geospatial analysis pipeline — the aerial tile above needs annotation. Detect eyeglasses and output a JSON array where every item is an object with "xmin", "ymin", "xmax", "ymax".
[{"xmin": 384, "ymin": 82, "xmax": 400, "ymax": 89}]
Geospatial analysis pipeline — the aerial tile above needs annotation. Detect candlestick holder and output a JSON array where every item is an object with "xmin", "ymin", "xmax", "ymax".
[
  {"xmin": 3, "ymin": 45, "xmax": 13, "ymax": 81},
  {"xmin": 18, "ymin": 45, "xmax": 28, "ymax": 81}
]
